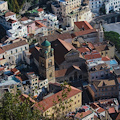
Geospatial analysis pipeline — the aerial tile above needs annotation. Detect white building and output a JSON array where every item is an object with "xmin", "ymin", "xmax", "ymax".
[
  {"xmin": 0, "ymin": 39, "xmax": 29, "ymax": 65},
  {"xmin": 52, "ymin": 0, "xmax": 92, "ymax": 27},
  {"xmin": 89, "ymin": 0, "xmax": 120, "ymax": 14},
  {"xmin": 105, "ymin": 0, "xmax": 120, "ymax": 14},
  {"xmin": 0, "ymin": 11, "xmax": 28, "ymax": 38},
  {"xmin": 89, "ymin": 0, "xmax": 104, "ymax": 13},
  {"xmin": 36, "ymin": 8, "xmax": 59, "ymax": 29}
]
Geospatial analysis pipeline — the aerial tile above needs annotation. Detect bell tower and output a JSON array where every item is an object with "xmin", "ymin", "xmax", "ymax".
[{"xmin": 39, "ymin": 38, "xmax": 55, "ymax": 83}]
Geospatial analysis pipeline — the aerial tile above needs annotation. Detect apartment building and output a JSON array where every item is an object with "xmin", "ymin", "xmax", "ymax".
[
  {"xmin": 88, "ymin": 63, "xmax": 111, "ymax": 82},
  {"xmin": 34, "ymin": 86, "xmax": 82, "ymax": 118},
  {"xmin": 0, "ymin": 11, "xmax": 28, "ymax": 38},
  {"xmin": 66, "ymin": 6, "xmax": 92, "ymax": 27},
  {"xmin": 89, "ymin": 0, "xmax": 120, "ymax": 14},
  {"xmin": 74, "ymin": 105, "xmax": 94, "ymax": 120},
  {"xmin": 94, "ymin": 41, "xmax": 115, "ymax": 58},
  {"xmin": 0, "ymin": 39, "xmax": 29, "ymax": 65},
  {"xmin": 52, "ymin": 0, "xmax": 92, "ymax": 27},
  {"xmin": 87, "ymin": 79, "xmax": 119, "ymax": 100},
  {"xmin": 89, "ymin": 0, "xmax": 105, "ymax": 13},
  {"xmin": 105, "ymin": 0, "xmax": 120, "ymax": 14}
]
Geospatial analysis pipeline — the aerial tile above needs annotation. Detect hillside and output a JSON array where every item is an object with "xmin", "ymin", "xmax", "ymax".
[{"xmin": 5, "ymin": 0, "xmax": 54, "ymax": 13}]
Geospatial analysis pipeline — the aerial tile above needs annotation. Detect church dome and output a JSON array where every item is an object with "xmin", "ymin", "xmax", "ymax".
[{"xmin": 41, "ymin": 39, "xmax": 51, "ymax": 47}]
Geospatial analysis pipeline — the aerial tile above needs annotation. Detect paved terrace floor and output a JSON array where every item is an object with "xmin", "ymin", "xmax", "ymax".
[{"xmin": 103, "ymin": 22, "xmax": 120, "ymax": 34}]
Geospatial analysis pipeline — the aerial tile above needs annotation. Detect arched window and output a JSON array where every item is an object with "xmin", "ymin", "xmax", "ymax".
[{"xmin": 48, "ymin": 59, "xmax": 52, "ymax": 67}]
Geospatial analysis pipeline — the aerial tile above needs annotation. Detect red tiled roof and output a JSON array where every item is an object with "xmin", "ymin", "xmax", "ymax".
[
  {"xmin": 117, "ymin": 77, "xmax": 120, "ymax": 84},
  {"xmin": 55, "ymin": 69, "xmax": 67, "ymax": 78},
  {"xmin": 34, "ymin": 86, "xmax": 82, "ymax": 112},
  {"xmin": 77, "ymin": 47, "xmax": 90, "ymax": 54},
  {"xmin": 5, "ymin": 11, "xmax": 15, "ymax": 17},
  {"xmin": 37, "ymin": 8, "xmax": 44, "ymax": 12},
  {"xmin": 52, "ymin": 39, "xmax": 75, "ymax": 65},
  {"xmin": 89, "ymin": 103, "xmax": 99, "ymax": 109},
  {"xmin": 87, "ymin": 42, "xmax": 95, "ymax": 50},
  {"xmin": 2, "ymin": 40, "xmax": 27, "ymax": 51},
  {"xmin": 20, "ymin": 17, "xmax": 28, "ymax": 21},
  {"xmin": 35, "ymin": 20, "xmax": 46, "ymax": 28},
  {"xmin": 0, "ymin": 47, "xmax": 5, "ymax": 54},
  {"xmin": 84, "ymin": 51, "xmax": 101, "ymax": 60},
  {"xmin": 108, "ymin": 107, "xmax": 116, "ymax": 114},
  {"xmin": 40, "ymin": 33, "xmax": 72, "ymax": 43},
  {"xmin": 102, "ymin": 56, "xmax": 110, "ymax": 61},
  {"xmin": 82, "ymin": 106, "xmax": 89, "ymax": 109},
  {"xmin": 74, "ymin": 21, "xmax": 93, "ymax": 30},
  {"xmin": 116, "ymin": 113, "xmax": 120, "ymax": 120},
  {"xmin": 75, "ymin": 110, "xmax": 92, "ymax": 119},
  {"xmin": 97, "ymin": 107, "xmax": 105, "ymax": 113},
  {"xmin": 20, "ymin": 94, "xmax": 36, "ymax": 103},
  {"xmin": 55, "ymin": 65, "xmax": 80, "ymax": 78},
  {"xmin": 11, "ymin": 68, "xmax": 18, "ymax": 73},
  {"xmin": 15, "ymin": 76, "xmax": 23, "ymax": 82},
  {"xmin": 72, "ymin": 29, "xmax": 97, "ymax": 38},
  {"xmin": 0, "ymin": 67, "xmax": 4, "ymax": 71}
]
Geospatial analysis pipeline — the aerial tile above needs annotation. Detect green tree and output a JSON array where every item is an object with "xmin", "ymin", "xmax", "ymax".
[
  {"xmin": 104, "ymin": 31, "xmax": 120, "ymax": 51},
  {"xmin": 0, "ymin": 92, "xmax": 42, "ymax": 120}
]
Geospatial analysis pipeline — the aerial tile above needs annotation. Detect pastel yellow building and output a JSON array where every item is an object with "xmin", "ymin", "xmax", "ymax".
[
  {"xmin": 94, "ymin": 41, "xmax": 115, "ymax": 58},
  {"xmin": 34, "ymin": 86, "xmax": 82, "ymax": 118}
]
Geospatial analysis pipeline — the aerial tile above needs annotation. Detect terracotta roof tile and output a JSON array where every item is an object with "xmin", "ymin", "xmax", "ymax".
[
  {"xmin": 2, "ymin": 40, "xmax": 27, "ymax": 51},
  {"xmin": 37, "ymin": 8, "xmax": 44, "ymax": 12},
  {"xmin": 35, "ymin": 20, "xmax": 46, "ymax": 28},
  {"xmin": 75, "ymin": 110, "xmax": 92, "ymax": 119},
  {"xmin": 51, "ymin": 39, "xmax": 75, "ymax": 65},
  {"xmin": 95, "ymin": 44, "xmax": 109, "ymax": 52},
  {"xmin": 39, "ymin": 33, "xmax": 72, "ymax": 43},
  {"xmin": 93, "ymin": 79, "xmax": 116, "ymax": 87},
  {"xmin": 108, "ymin": 107, "xmax": 116, "ymax": 114},
  {"xmin": 72, "ymin": 29, "xmax": 97, "ymax": 38},
  {"xmin": 20, "ymin": 17, "xmax": 29, "ymax": 21},
  {"xmin": 89, "ymin": 103, "xmax": 99, "ymax": 109},
  {"xmin": 55, "ymin": 65, "xmax": 81, "ymax": 78},
  {"xmin": 84, "ymin": 51, "xmax": 101, "ymax": 60},
  {"xmin": 0, "ymin": 67, "xmax": 4, "ymax": 71},
  {"xmin": 77, "ymin": 47, "xmax": 90, "ymax": 54},
  {"xmin": 102, "ymin": 56, "xmax": 110, "ymax": 61},
  {"xmin": 87, "ymin": 42, "xmax": 95, "ymax": 50},
  {"xmin": 20, "ymin": 94, "xmax": 36, "ymax": 103},
  {"xmin": 0, "ymin": 47, "xmax": 5, "ymax": 54},
  {"xmin": 116, "ymin": 113, "xmax": 120, "ymax": 120},
  {"xmin": 55, "ymin": 69, "xmax": 67, "ymax": 78},
  {"xmin": 117, "ymin": 77, "xmax": 120, "ymax": 84},
  {"xmin": 5, "ymin": 11, "xmax": 15, "ymax": 17},
  {"xmin": 34, "ymin": 86, "xmax": 82, "ymax": 112},
  {"xmin": 97, "ymin": 107, "xmax": 105, "ymax": 113},
  {"xmin": 74, "ymin": 21, "xmax": 93, "ymax": 30}
]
